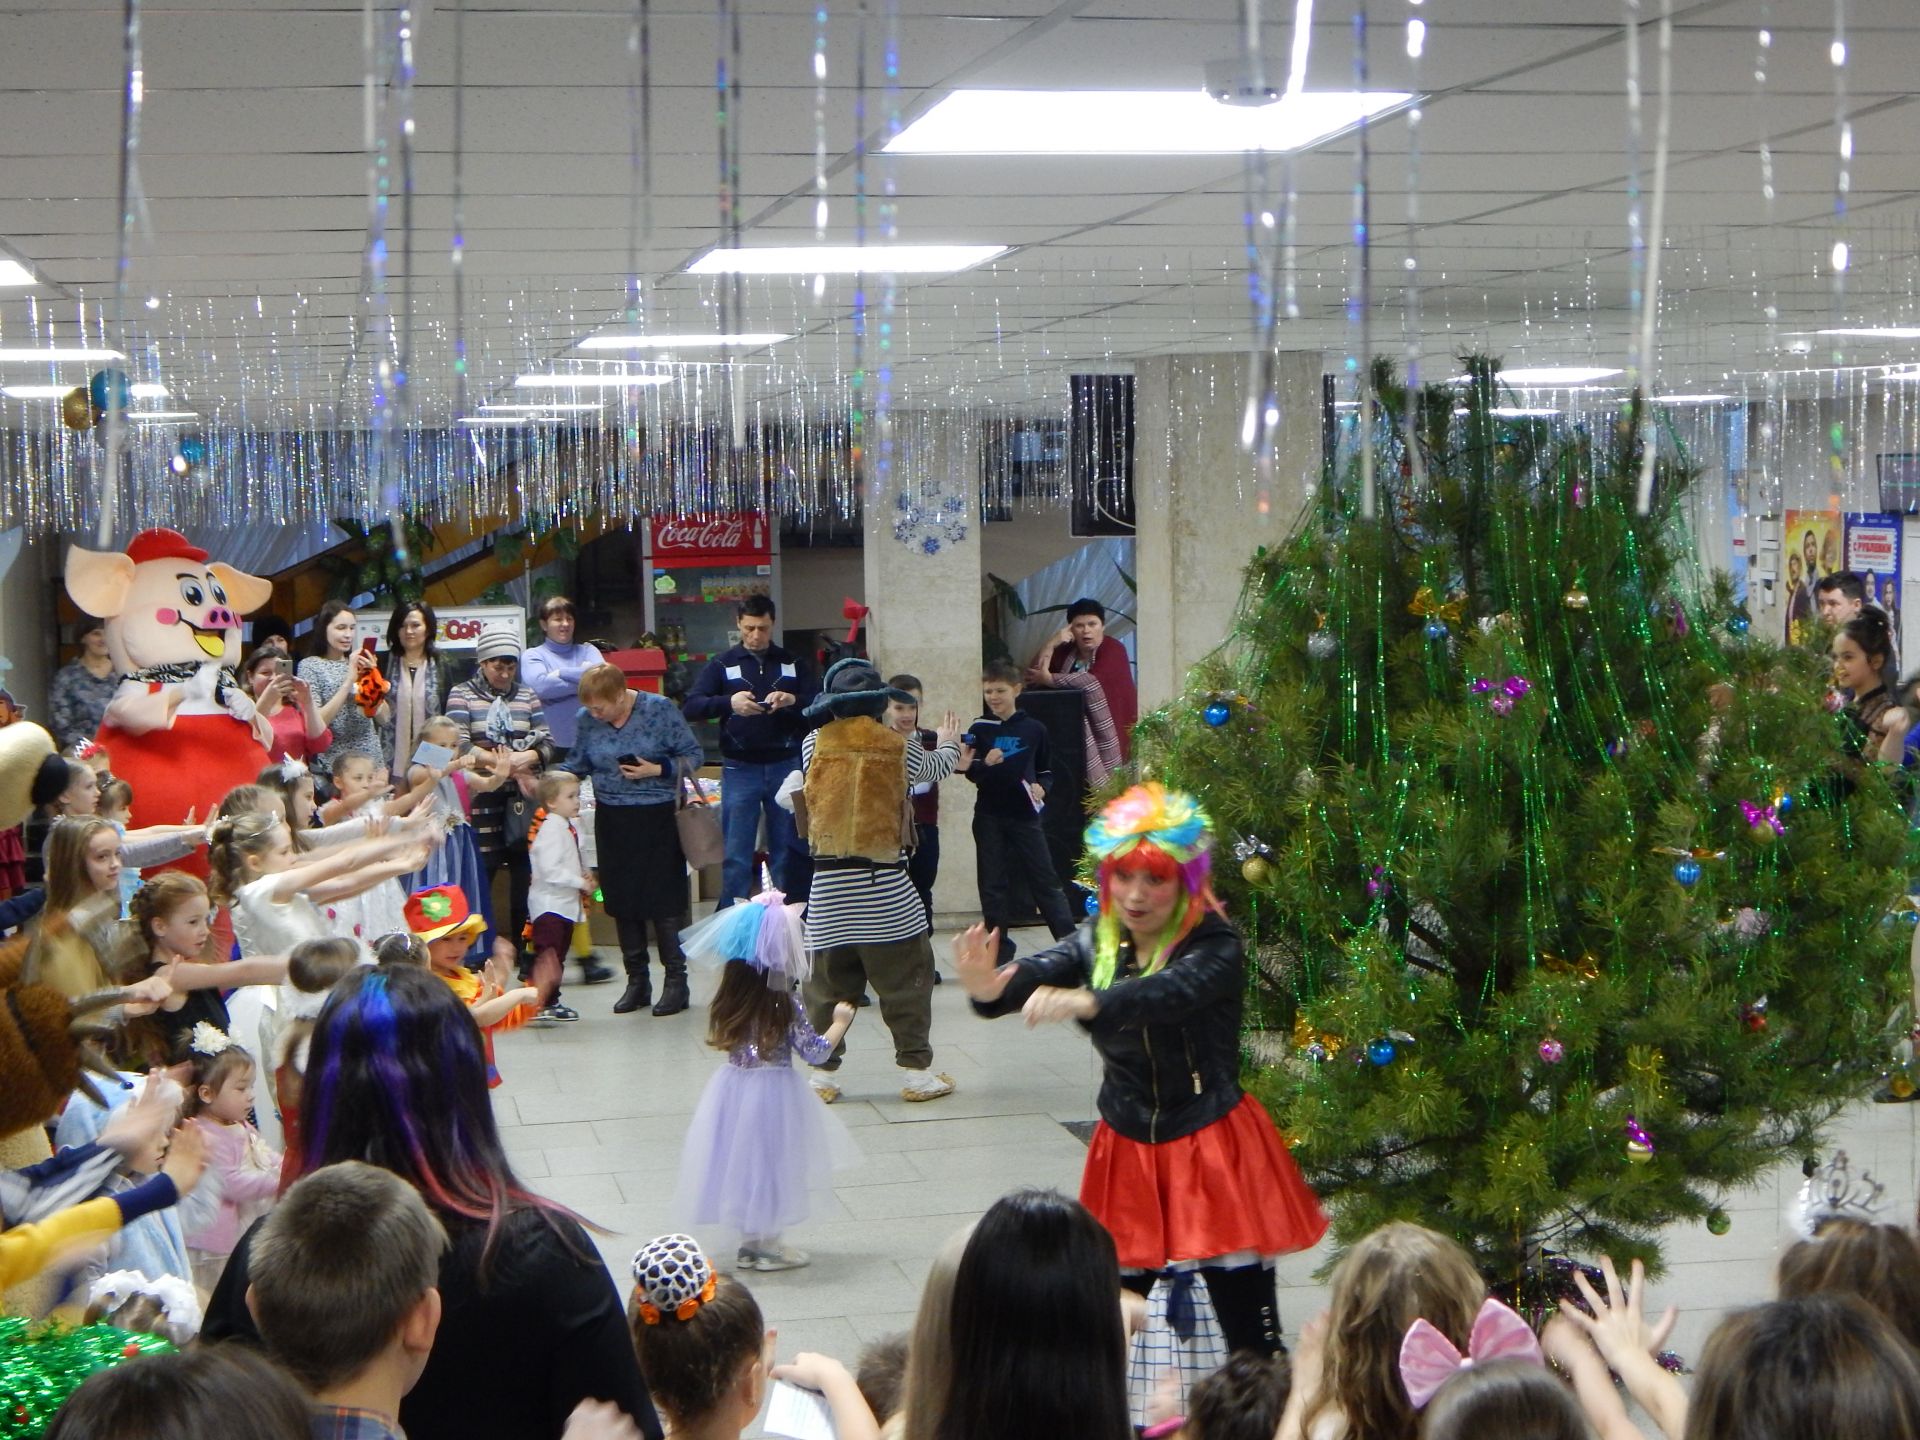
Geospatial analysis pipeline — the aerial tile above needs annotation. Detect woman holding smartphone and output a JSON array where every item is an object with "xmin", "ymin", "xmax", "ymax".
[
  {"xmin": 243, "ymin": 646, "xmax": 334, "ymax": 767},
  {"xmin": 298, "ymin": 599, "xmax": 391, "ymax": 787},
  {"xmin": 557, "ymin": 662, "xmax": 705, "ymax": 1017}
]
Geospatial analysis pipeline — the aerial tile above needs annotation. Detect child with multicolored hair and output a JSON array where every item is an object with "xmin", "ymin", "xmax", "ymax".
[{"xmin": 954, "ymin": 782, "xmax": 1326, "ymax": 1361}]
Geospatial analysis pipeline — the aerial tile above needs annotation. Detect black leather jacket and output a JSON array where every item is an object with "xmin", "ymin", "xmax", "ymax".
[{"xmin": 973, "ymin": 914, "xmax": 1246, "ymax": 1144}]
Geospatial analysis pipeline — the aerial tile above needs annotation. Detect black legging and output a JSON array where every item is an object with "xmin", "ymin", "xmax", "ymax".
[{"xmin": 1122, "ymin": 1264, "xmax": 1284, "ymax": 1357}]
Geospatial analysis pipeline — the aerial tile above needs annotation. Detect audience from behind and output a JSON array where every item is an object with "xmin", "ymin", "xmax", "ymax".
[
  {"xmin": 1415, "ymin": 1359, "xmax": 1591, "ymax": 1440},
  {"xmin": 1281, "ymin": 1221, "xmax": 1485, "ymax": 1440},
  {"xmin": 198, "ymin": 964, "xmax": 662, "ymax": 1440},
  {"xmin": 1775, "ymin": 1217, "xmax": 1920, "ymax": 1353},
  {"xmin": 1182, "ymin": 1352, "xmax": 1292, "ymax": 1440},
  {"xmin": 43, "ymin": 1345, "xmax": 313, "ymax": 1440},
  {"xmin": 854, "ymin": 1332, "xmax": 909, "ymax": 1430},
  {"xmin": 894, "ymin": 1223, "xmax": 973, "ymax": 1440},
  {"xmin": 1684, "ymin": 1294, "xmax": 1920, "ymax": 1440},
  {"xmin": 372, "ymin": 930, "xmax": 430, "ymax": 967},
  {"xmin": 915, "ymin": 1188, "xmax": 1133, "ymax": 1440},
  {"xmin": 627, "ymin": 1234, "xmax": 772, "ymax": 1440},
  {"xmin": 247, "ymin": 1160, "xmax": 448, "ymax": 1440}
]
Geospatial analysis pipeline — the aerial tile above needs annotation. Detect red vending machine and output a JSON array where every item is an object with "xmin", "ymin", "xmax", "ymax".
[{"xmin": 641, "ymin": 510, "xmax": 779, "ymax": 675}]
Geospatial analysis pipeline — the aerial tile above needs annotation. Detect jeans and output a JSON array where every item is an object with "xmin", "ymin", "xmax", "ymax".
[{"xmin": 718, "ymin": 757, "xmax": 800, "ymax": 907}]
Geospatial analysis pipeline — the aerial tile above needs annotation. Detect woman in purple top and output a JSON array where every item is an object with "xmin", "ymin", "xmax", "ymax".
[{"xmin": 519, "ymin": 597, "xmax": 604, "ymax": 761}]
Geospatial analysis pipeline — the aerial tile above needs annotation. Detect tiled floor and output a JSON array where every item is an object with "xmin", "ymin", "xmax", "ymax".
[{"xmin": 490, "ymin": 922, "xmax": 1920, "ymax": 1429}]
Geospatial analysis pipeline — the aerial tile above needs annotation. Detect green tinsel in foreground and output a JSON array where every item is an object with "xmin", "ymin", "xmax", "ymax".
[{"xmin": 0, "ymin": 1317, "xmax": 174, "ymax": 1436}]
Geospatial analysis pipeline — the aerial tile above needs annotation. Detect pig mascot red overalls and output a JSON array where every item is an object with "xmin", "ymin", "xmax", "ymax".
[{"xmin": 65, "ymin": 528, "xmax": 275, "ymax": 877}]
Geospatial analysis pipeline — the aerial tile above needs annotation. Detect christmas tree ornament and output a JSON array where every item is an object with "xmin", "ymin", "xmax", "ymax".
[
  {"xmin": 1501, "ymin": 675, "xmax": 1532, "ymax": 699},
  {"xmin": 1673, "ymin": 859, "xmax": 1702, "ymax": 887},
  {"xmin": 178, "ymin": 435, "xmax": 207, "ymax": 467},
  {"xmin": 1706, "ymin": 1208, "xmax": 1731, "ymax": 1236},
  {"xmin": 60, "ymin": 387, "xmax": 95, "ymax": 430},
  {"xmin": 1307, "ymin": 630, "xmax": 1337, "ymax": 660},
  {"xmin": 1305, "ymin": 1042, "xmax": 1329, "ymax": 1063},
  {"xmin": 1774, "ymin": 791, "xmax": 1794, "ymax": 815},
  {"xmin": 1366, "ymin": 866, "xmax": 1390, "ymax": 898},
  {"xmin": 1203, "ymin": 700, "xmax": 1232, "ymax": 728},
  {"xmin": 1539, "ymin": 1037, "xmax": 1565, "ymax": 1064},
  {"xmin": 1740, "ymin": 996, "xmax": 1769, "ymax": 1033},
  {"xmin": 1605, "ymin": 736, "xmax": 1629, "ymax": 759},
  {"xmin": 1241, "ymin": 855, "xmax": 1273, "ymax": 885},
  {"xmin": 1727, "ymin": 613, "xmax": 1751, "ymax": 635},
  {"xmin": 1892, "ymin": 1073, "xmax": 1918, "ymax": 1099},
  {"xmin": 1740, "ymin": 799, "xmax": 1785, "ymax": 838},
  {"xmin": 1562, "ymin": 586, "xmax": 1590, "ymax": 610},
  {"xmin": 88, "ymin": 367, "xmax": 133, "ymax": 415},
  {"xmin": 1407, "ymin": 586, "xmax": 1466, "ymax": 626},
  {"xmin": 1470, "ymin": 677, "xmax": 1493, "ymax": 694},
  {"xmin": 1367, "ymin": 1037, "xmax": 1397, "ymax": 1066},
  {"xmin": 169, "ymin": 451, "xmax": 191, "ymax": 477},
  {"xmin": 1625, "ymin": 1116, "xmax": 1655, "ymax": 1164},
  {"xmin": 1423, "ymin": 619, "xmax": 1449, "ymax": 640},
  {"xmin": 1489, "ymin": 695, "xmax": 1514, "ymax": 716}
]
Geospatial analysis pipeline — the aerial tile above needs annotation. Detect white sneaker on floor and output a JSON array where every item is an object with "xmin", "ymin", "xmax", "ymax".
[
  {"xmin": 809, "ymin": 1073, "xmax": 841, "ymax": 1104},
  {"xmin": 742, "ymin": 1242, "xmax": 811, "ymax": 1272},
  {"xmin": 899, "ymin": 1070, "xmax": 955, "ymax": 1102}
]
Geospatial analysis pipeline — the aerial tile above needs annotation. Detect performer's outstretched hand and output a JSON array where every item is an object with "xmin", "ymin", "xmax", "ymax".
[
  {"xmin": 1023, "ymin": 986, "xmax": 1096, "ymax": 1027},
  {"xmin": 952, "ymin": 924, "xmax": 1015, "ymax": 1002}
]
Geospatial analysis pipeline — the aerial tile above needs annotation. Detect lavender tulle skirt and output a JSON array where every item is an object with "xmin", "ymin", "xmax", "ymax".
[{"xmin": 676, "ymin": 1062, "xmax": 860, "ymax": 1240}]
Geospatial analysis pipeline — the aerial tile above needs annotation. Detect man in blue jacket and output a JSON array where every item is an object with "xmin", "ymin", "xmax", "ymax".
[{"xmin": 681, "ymin": 594, "xmax": 820, "ymax": 907}]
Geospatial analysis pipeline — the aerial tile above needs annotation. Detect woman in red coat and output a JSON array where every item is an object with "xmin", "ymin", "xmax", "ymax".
[{"xmin": 1024, "ymin": 597, "xmax": 1137, "ymax": 789}]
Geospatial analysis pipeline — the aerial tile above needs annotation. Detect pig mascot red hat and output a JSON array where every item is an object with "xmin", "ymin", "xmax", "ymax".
[{"xmin": 65, "ymin": 528, "xmax": 275, "ymax": 876}]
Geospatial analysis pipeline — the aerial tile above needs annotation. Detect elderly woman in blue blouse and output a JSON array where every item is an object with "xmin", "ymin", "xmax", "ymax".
[{"xmin": 557, "ymin": 662, "xmax": 705, "ymax": 1019}]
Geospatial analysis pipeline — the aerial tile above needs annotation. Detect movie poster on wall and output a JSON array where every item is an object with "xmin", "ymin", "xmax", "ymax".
[
  {"xmin": 1845, "ymin": 513, "xmax": 1902, "ymax": 656},
  {"xmin": 1781, "ymin": 509, "xmax": 1843, "ymax": 645}
]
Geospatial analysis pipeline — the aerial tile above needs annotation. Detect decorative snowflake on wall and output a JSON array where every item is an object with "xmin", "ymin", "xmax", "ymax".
[{"xmin": 892, "ymin": 489, "xmax": 969, "ymax": 555}]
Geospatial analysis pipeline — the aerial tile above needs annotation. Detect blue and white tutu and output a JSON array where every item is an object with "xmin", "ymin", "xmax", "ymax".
[{"xmin": 675, "ymin": 1058, "xmax": 859, "ymax": 1240}]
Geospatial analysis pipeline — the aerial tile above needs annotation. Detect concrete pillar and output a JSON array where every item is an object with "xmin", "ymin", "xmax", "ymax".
[
  {"xmin": 861, "ymin": 414, "xmax": 980, "ymax": 921},
  {"xmin": 1132, "ymin": 351, "xmax": 1325, "ymax": 713}
]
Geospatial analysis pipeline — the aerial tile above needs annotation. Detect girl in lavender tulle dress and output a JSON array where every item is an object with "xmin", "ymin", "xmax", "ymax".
[{"xmin": 675, "ymin": 887, "xmax": 860, "ymax": 1273}]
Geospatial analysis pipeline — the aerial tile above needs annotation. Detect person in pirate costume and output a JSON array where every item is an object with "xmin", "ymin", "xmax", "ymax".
[{"xmin": 793, "ymin": 660, "xmax": 963, "ymax": 1104}]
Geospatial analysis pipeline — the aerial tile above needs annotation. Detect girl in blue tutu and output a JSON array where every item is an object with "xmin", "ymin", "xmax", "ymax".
[{"xmin": 676, "ymin": 885, "xmax": 859, "ymax": 1272}]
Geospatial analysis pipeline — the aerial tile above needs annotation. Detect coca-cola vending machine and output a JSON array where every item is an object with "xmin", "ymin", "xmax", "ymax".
[{"xmin": 642, "ymin": 511, "xmax": 779, "ymax": 678}]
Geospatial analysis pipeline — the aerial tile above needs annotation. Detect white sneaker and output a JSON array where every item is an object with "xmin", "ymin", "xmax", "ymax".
[
  {"xmin": 809, "ymin": 1073, "xmax": 841, "ymax": 1104},
  {"xmin": 742, "ymin": 1242, "xmax": 811, "ymax": 1272},
  {"xmin": 899, "ymin": 1071, "xmax": 955, "ymax": 1102}
]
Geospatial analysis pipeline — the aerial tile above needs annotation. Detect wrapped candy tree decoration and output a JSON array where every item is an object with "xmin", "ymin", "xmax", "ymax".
[{"xmin": 1138, "ymin": 355, "xmax": 1908, "ymax": 1276}]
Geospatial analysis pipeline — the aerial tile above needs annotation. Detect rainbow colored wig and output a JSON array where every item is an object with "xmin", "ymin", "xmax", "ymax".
[{"xmin": 1083, "ymin": 782, "xmax": 1222, "ymax": 988}]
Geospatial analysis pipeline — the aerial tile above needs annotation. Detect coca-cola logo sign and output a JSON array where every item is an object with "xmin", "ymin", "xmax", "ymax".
[{"xmin": 650, "ymin": 512, "xmax": 769, "ymax": 559}]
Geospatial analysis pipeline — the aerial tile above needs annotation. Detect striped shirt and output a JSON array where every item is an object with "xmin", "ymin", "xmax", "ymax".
[{"xmin": 800, "ymin": 725, "xmax": 959, "ymax": 950}]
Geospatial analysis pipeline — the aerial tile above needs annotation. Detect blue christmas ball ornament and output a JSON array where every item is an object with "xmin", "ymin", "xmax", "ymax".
[
  {"xmin": 1367, "ymin": 1038, "xmax": 1397, "ymax": 1066},
  {"xmin": 88, "ymin": 368, "xmax": 132, "ymax": 414},
  {"xmin": 1727, "ymin": 614, "xmax": 1751, "ymax": 635},
  {"xmin": 1423, "ymin": 619, "xmax": 1449, "ymax": 640},
  {"xmin": 178, "ymin": 434, "xmax": 207, "ymax": 466},
  {"xmin": 1203, "ymin": 701, "xmax": 1232, "ymax": 728},
  {"xmin": 1775, "ymin": 792, "xmax": 1794, "ymax": 815},
  {"xmin": 1674, "ymin": 858, "xmax": 1702, "ymax": 888}
]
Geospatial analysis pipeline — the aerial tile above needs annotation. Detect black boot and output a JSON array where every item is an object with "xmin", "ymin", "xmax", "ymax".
[
  {"xmin": 579, "ymin": 957, "xmax": 615, "ymax": 985},
  {"xmin": 612, "ymin": 917, "xmax": 652, "ymax": 1015},
  {"xmin": 651, "ymin": 915, "xmax": 690, "ymax": 1017}
]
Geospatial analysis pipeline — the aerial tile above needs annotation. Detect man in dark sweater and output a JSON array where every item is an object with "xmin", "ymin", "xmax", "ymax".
[
  {"xmin": 964, "ymin": 661, "xmax": 1077, "ymax": 960},
  {"xmin": 681, "ymin": 594, "xmax": 820, "ymax": 908}
]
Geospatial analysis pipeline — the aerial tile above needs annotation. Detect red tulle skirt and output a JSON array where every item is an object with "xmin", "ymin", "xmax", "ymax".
[
  {"xmin": 0, "ymin": 826, "xmax": 25, "ymax": 895},
  {"xmin": 1080, "ymin": 1093, "xmax": 1328, "ymax": 1270}
]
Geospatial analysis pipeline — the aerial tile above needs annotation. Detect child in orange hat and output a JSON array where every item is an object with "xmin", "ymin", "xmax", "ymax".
[{"xmin": 402, "ymin": 884, "xmax": 543, "ymax": 1088}]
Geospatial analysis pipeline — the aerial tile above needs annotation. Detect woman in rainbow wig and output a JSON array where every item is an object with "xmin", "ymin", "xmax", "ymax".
[{"xmin": 955, "ymin": 782, "xmax": 1326, "ymax": 1357}]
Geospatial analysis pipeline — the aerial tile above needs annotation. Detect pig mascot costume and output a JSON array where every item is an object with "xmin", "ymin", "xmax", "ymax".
[{"xmin": 65, "ymin": 528, "xmax": 274, "ymax": 876}]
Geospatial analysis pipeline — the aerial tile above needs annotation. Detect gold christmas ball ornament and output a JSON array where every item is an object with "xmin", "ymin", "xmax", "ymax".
[
  {"xmin": 1892, "ymin": 1074, "xmax": 1916, "ymax": 1100},
  {"xmin": 1626, "ymin": 1140, "xmax": 1655, "ymax": 1165},
  {"xmin": 60, "ymin": 387, "xmax": 96, "ymax": 431},
  {"xmin": 1242, "ymin": 856, "xmax": 1274, "ymax": 885},
  {"xmin": 1563, "ymin": 587, "xmax": 1590, "ymax": 610}
]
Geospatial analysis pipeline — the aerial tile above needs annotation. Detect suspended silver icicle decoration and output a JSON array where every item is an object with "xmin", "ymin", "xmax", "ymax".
[
  {"xmin": 1352, "ymin": 0, "xmax": 1376, "ymax": 521},
  {"xmin": 1630, "ymin": 0, "xmax": 1673, "ymax": 517},
  {"xmin": 99, "ymin": 0, "xmax": 148, "ymax": 545}
]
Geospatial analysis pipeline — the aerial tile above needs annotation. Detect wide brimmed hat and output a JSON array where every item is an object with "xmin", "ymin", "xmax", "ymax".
[
  {"xmin": 402, "ymin": 885, "xmax": 488, "ymax": 943},
  {"xmin": 0, "ymin": 723, "xmax": 58, "ymax": 828},
  {"xmin": 803, "ymin": 658, "xmax": 916, "ymax": 718}
]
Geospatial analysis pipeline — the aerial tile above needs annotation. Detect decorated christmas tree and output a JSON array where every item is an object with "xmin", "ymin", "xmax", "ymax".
[{"xmin": 1134, "ymin": 357, "xmax": 1910, "ymax": 1279}]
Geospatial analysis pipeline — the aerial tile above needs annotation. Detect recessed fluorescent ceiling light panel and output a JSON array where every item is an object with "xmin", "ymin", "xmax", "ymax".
[
  {"xmin": 128, "ymin": 412, "xmax": 200, "ymax": 422},
  {"xmin": 1654, "ymin": 394, "xmax": 1735, "ymax": 404},
  {"xmin": 885, "ymin": 90, "xmax": 1410, "ymax": 154},
  {"xmin": 1818, "ymin": 327, "xmax": 1920, "ymax": 339},
  {"xmin": 479, "ymin": 402, "xmax": 603, "ymax": 413},
  {"xmin": 0, "ymin": 261, "xmax": 35, "ymax": 287},
  {"xmin": 577, "ymin": 333, "xmax": 790, "ymax": 350},
  {"xmin": 3, "ymin": 383, "xmax": 167, "ymax": 399},
  {"xmin": 1497, "ymin": 367, "xmax": 1624, "ymax": 385},
  {"xmin": 459, "ymin": 416, "xmax": 588, "ymax": 426},
  {"xmin": 0, "ymin": 347, "xmax": 126, "ymax": 363},
  {"xmin": 687, "ymin": 245, "xmax": 1005, "ymax": 275},
  {"xmin": 514, "ymin": 374, "xmax": 675, "ymax": 389}
]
